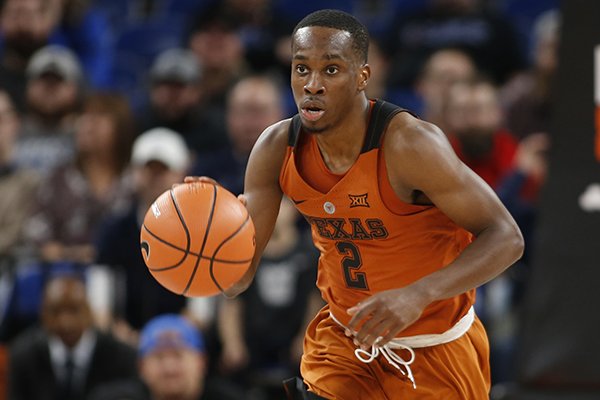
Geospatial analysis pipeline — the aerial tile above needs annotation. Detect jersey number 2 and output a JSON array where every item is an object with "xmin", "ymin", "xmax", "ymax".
[{"xmin": 336, "ymin": 241, "xmax": 368, "ymax": 290}]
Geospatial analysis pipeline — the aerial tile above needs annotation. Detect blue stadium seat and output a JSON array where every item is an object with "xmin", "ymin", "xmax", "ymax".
[
  {"xmin": 109, "ymin": 50, "xmax": 150, "ymax": 114},
  {"xmin": 160, "ymin": 0, "xmax": 213, "ymax": 15},
  {"xmin": 114, "ymin": 16, "xmax": 185, "ymax": 65}
]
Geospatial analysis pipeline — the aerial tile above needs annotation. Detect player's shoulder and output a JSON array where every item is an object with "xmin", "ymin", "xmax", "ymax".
[
  {"xmin": 385, "ymin": 111, "xmax": 450, "ymax": 155},
  {"xmin": 254, "ymin": 118, "xmax": 293, "ymax": 152}
]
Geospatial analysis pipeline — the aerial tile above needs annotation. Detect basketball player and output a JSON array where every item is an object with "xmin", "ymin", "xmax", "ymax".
[{"xmin": 187, "ymin": 9, "xmax": 524, "ymax": 399}]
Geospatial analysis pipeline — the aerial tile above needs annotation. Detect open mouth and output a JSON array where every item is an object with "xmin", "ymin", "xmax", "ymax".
[{"xmin": 300, "ymin": 106, "xmax": 325, "ymax": 122}]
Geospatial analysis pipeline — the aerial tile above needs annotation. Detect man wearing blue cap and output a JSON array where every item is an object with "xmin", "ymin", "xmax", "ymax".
[
  {"xmin": 88, "ymin": 314, "xmax": 244, "ymax": 400},
  {"xmin": 138, "ymin": 314, "xmax": 207, "ymax": 400}
]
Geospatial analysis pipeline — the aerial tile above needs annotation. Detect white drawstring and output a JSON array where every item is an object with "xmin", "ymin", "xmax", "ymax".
[
  {"xmin": 354, "ymin": 340, "xmax": 417, "ymax": 389},
  {"xmin": 329, "ymin": 306, "xmax": 476, "ymax": 391}
]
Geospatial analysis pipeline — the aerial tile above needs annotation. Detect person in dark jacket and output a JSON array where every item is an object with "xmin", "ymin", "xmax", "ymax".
[{"xmin": 7, "ymin": 272, "xmax": 137, "ymax": 400}]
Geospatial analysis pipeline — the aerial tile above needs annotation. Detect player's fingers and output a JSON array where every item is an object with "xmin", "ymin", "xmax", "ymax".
[
  {"xmin": 237, "ymin": 194, "xmax": 248, "ymax": 206},
  {"xmin": 347, "ymin": 302, "xmax": 375, "ymax": 332},
  {"xmin": 373, "ymin": 321, "xmax": 402, "ymax": 347},
  {"xmin": 354, "ymin": 316, "xmax": 388, "ymax": 348},
  {"xmin": 184, "ymin": 176, "xmax": 219, "ymax": 185}
]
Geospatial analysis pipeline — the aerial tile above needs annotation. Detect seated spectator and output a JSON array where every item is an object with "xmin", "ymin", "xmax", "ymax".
[
  {"xmin": 13, "ymin": 45, "xmax": 84, "ymax": 177},
  {"xmin": 188, "ymin": 4, "xmax": 249, "ymax": 110},
  {"xmin": 190, "ymin": 74, "xmax": 285, "ymax": 195},
  {"xmin": 87, "ymin": 314, "xmax": 244, "ymax": 400},
  {"xmin": 501, "ymin": 9, "xmax": 561, "ymax": 139},
  {"xmin": 218, "ymin": 198, "xmax": 322, "ymax": 400},
  {"xmin": 415, "ymin": 48, "xmax": 477, "ymax": 131},
  {"xmin": 444, "ymin": 76, "xmax": 518, "ymax": 189},
  {"xmin": 0, "ymin": 89, "xmax": 40, "ymax": 342},
  {"xmin": 496, "ymin": 131, "xmax": 549, "ymax": 281},
  {"xmin": 0, "ymin": 0, "xmax": 58, "ymax": 111},
  {"xmin": 0, "ymin": 89, "xmax": 39, "ymax": 266},
  {"xmin": 364, "ymin": 38, "xmax": 391, "ymax": 103},
  {"xmin": 200, "ymin": 0, "xmax": 294, "ymax": 75},
  {"xmin": 136, "ymin": 48, "xmax": 228, "ymax": 157},
  {"xmin": 22, "ymin": 92, "xmax": 134, "ymax": 267},
  {"xmin": 94, "ymin": 128, "xmax": 199, "ymax": 340},
  {"xmin": 7, "ymin": 273, "xmax": 137, "ymax": 400}
]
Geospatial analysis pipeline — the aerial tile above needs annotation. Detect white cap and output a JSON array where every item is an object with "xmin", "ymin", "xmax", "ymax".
[
  {"xmin": 132, "ymin": 127, "xmax": 190, "ymax": 172},
  {"xmin": 26, "ymin": 45, "xmax": 83, "ymax": 82}
]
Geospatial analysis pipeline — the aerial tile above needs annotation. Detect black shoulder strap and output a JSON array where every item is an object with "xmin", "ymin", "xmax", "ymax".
[
  {"xmin": 288, "ymin": 115, "xmax": 302, "ymax": 147},
  {"xmin": 361, "ymin": 99, "xmax": 407, "ymax": 153}
]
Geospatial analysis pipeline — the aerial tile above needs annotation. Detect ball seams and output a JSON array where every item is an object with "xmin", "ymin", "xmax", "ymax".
[
  {"xmin": 208, "ymin": 212, "xmax": 252, "ymax": 294},
  {"xmin": 182, "ymin": 183, "xmax": 218, "ymax": 296}
]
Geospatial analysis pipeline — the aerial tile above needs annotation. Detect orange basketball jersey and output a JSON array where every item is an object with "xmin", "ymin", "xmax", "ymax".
[{"xmin": 279, "ymin": 100, "xmax": 476, "ymax": 336}]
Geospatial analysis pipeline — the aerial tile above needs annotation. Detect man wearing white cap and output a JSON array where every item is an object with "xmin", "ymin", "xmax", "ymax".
[{"xmin": 92, "ymin": 128, "xmax": 195, "ymax": 340}]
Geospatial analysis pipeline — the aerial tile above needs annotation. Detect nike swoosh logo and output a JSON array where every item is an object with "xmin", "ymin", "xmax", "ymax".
[
  {"xmin": 140, "ymin": 241, "xmax": 150, "ymax": 258},
  {"xmin": 291, "ymin": 198, "xmax": 307, "ymax": 205}
]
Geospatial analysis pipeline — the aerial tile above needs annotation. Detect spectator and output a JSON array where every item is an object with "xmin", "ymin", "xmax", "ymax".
[
  {"xmin": 188, "ymin": 4, "xmax": 248, "ymax": 110},
  {"xmin": 0, "ymin": 89, "xmax": 39, "ymax": 343},
  {"xmin": 22, "ymin": 92, "xmax": 135, "ymax": 266},
  {"xmin": 14, "ymin": 45, "xmax": 84, "ymax": 177},
  {"xmin": 487, "ymin": 132, "xmax": 549, "ymax": 385},
  {"xmin": 218, "ymin": 198, "xmax": 322, "ymax": 400},
  {"xmin": 496, "ymin": 131, "xmax": 549, "ymax": 288},
  {"xmin": 136, "ymin": 48, "xmax": 228, "ymax": 157},
  {"xmin": 94, "ymin": 128, "xmax": 197, "ymax": 341},
  {"xmin": 190, "ymin": 74, "xmax": 285, "ymax": 195},
  {"xmin": 207, "ymin": 0, "xmax": 295, "ymax": 75},
  {"xmin": 0, "ymin": 0, "xmax": 58, "ymax": 111},
  {"xmin": 445, "ymin": 76, "xmax": 547, "ymax": 385},
  {"xmin": 7, "ymin": 273, "xmax": 137, "ymax": 400},
  {"xmin": 501, "ymin": 9, "xmax": 561, "ymax": 139},
  {"xmin": 415, "ymin": 48, "xmax": 477, "ymax": 131},
  {"xmin": 383, "ymin": 0, "xmax": 524, "ymax": 89},
  {"xmin": 444, "ymin": 76, "xmax": 518, "ymax": 189},
  {"xmin": 87, "ymin": 314, "xmax": 244, "ymax": 400},
  {"xmin": 0, "ymin": 89, "xmax": 39, "ymax": 269},
  {"xmin": 364, "ymin": 38, "xmax": 391, "ymax": 103}
]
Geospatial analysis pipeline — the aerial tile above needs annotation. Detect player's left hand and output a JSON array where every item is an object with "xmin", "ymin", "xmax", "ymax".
[{"xmin": 346, "ymin": 287, "xmax": 430, "ymax": 349}]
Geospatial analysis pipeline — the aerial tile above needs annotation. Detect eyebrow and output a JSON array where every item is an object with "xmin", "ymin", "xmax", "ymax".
[{"xmin": 292, "ymin": 53, "xmax": 344, "ymax": 61}]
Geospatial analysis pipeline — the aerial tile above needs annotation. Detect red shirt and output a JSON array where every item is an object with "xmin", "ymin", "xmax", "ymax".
[{"xmin": 449, "ymin": 130, "xmax": 518, "ymax": 189}]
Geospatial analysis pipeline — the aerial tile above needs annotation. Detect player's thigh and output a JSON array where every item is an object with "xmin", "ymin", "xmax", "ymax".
[
  {"xmin": 380, "ymin": 316, "xmax": 490, "ymax": 399},
  {"xmin": 300, "ymin": 309, "xmax": 387, "ymax": 400}
]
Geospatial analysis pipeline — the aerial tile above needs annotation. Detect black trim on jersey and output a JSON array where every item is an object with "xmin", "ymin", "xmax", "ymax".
[
  {"xmin": 361, "ymin": 99, "xmax": 407, "ymax": 153},
  {"xmin": 287, "ymin": 99, "xmax": 410, "ymax": 150},
  {"xmin": 288, "ymin": 115, "xmax": 303, "ymax": 146}
]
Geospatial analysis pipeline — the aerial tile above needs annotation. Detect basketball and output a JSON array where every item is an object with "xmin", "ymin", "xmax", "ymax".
[{"xmin": 140, "ymin": 182, "xmax": 255, "ymax": 297}]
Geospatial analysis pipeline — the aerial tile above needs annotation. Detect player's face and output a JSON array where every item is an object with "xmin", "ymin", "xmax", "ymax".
[{"xmin": 291, "ymin": 26, "xmax": 368, "ymax": 134}]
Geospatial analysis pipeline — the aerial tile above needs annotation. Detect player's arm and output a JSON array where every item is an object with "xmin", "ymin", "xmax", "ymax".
[
  {"xmin": 389, "ymin": 114, "xmax": 524, "ymax": 300},
  {"xmin": 348, "ymin": 113, "xmax": 524, "ymax": 346},
  {"xmin": 222, "ymin": 120, "xmax": 289, "ymax": 297}
]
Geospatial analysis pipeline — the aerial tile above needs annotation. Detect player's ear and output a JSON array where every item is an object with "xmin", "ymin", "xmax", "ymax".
[{"xmin": 357, "ymin": 64, "xmax": 371, "ymax": 92}]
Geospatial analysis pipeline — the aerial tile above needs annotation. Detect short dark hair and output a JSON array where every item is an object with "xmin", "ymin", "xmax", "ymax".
[{"xmin": 292, "ymin": 9, "xmax": 369, "ymax": 63}]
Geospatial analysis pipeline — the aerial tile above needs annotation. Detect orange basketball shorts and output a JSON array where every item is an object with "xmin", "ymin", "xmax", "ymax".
[{"xmin": 300, "ymin": 305, "xmax": 491, "ymax": 399}]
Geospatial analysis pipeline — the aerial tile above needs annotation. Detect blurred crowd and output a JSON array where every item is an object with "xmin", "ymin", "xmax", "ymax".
[{"xmin": 0, "ymin": 0, "xmax": 559, "ymax": 399}]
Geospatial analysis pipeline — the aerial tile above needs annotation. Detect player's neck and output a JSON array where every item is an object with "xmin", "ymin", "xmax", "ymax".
[{"xmin": 314, "ymin": 97, "xmax": 370, "ymax": 174}]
